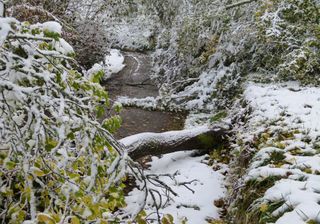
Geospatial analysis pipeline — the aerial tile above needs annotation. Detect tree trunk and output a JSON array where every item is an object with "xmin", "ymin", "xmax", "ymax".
[{"xmin": 120, "ymin": 125, "xmax": 229, "ymax": 160}]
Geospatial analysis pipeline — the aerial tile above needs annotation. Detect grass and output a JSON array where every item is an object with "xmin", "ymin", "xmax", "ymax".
[
  {"xmin": 231, "ymin": 176, "xmax": 281, "ymax": 224},
  {"xmin": 227, "ymin": 129, "xmax": 302, "ymax": 223},
  {"xmin": 210, "ymin": 111, "xmax": 228, "ymax": 123}
]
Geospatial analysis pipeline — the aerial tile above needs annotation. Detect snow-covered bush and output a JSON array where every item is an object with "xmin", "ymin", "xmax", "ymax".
[
  {"xmin": 6, "ymin": 1, "xmax": 110, "ymax": 69},
  {"xmin": 0, "ymin": 18, "xmax": 128, "ymax": 223},
  {"xmin": 256, "ymin": 0, "xmax": 320, "ymax": 84}
]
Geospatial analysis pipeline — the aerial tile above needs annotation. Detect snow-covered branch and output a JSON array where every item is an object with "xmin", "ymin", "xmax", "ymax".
[{"xmin": 121, "ymin": 125, "xmax": 230, "ymax": 160}]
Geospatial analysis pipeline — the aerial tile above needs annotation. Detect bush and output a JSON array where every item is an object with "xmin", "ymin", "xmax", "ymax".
[
  {"xmin": 256, "ymin": 0, "xmax": 320, "ymax": 84},
  {"xmin": 7, "ymin": 1, "xmax": 109, "ymax": 69},
  {"xmin": 0, "ymin": 17, "xmax": 127, "ymax": 223}
]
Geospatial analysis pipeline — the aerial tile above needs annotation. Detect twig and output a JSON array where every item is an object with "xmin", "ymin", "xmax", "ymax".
[{"xmin": 225, "ymin": 0, "xmax": 257, "ymax": 10}]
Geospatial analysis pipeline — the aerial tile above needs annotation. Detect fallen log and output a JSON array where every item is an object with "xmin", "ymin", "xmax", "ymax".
[{"xmin": 120, "ymin": 125, "xmax": 230, "ymax": 160}]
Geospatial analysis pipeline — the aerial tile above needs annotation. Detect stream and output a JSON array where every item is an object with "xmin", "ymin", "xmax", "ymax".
[
  {"xmin": 104, "ymin": 51, "xmax": 226, "ymax": 223},
  {"xmin": 105, "ymin": 51, "xmax": 186, "ymax": 139}
]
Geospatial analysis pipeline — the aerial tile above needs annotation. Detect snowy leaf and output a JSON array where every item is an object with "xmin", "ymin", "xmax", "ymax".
[{"xmin": 37, "ymin": 213, "xmax": 55, "ymax": 224}]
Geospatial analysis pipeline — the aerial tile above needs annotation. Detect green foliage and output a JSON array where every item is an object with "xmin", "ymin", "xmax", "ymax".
[
  {"xmin": 43, "ymin": 30, "xmax": 61, "ymax": 41},
  {"xmin": 0, "ymin": 18, "xmax": 127, "ymax": 223},
  {"xmin": 307, "ymin": 220, "xmax": 319, "ymax": 224},
  {"xmin": 232, "ymin": 176, "xmax": 281, "ymax": 224},
  {"xmin": 210, "ymin": 110, "xmax": 228, "ymax": 122},
  {"xmin": 90, "ymin": 70, "xmax": 105, "ymax": 83},
  {"xmin": 258, "ymin": 200, "xmax": 290, "ymax": 223},
  {"xmin": 260, "ymin": 150, "xmax": 286, "ymax": 167},
  {"xmin": 103, "ymin": 115, "xmax": 122, "ymax": 134},
  {"xmin": 161, "ymin": 214, "xmax": 174, "ymax": 224}
]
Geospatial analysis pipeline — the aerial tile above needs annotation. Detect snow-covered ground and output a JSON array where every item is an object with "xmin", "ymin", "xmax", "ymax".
[
  {"xmin": 125, "ymin": 151, "xmax": 226, "ymax": 223},
  {"xmin": 238, "ymin": 82, "xmax": 320, "ymax": 224}
]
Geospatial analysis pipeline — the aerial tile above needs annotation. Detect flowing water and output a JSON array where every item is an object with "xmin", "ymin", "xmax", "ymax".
[{"xmin": 105, "ymin": 51, "xmax": 186, "ymax": 139}]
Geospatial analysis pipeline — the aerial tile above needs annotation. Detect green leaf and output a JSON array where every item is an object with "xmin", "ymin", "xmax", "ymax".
[
  {"xmin": 95, "ymin": 105, "xmax": 106, "ymax": 118},
  {"xmin": 67, "ymin": 132, "xmax": 75, "ymax": 140},
  {"xmin": 161, "ymin": 214, "xmax": 174, "ymax": 224},
  {"xmin": 37, "ymin": 213, "xmax": 55, "ymax": 224},
  {"xmin": 71, "ymin": 216, "xmax": 80, "ymax": 224},
  {"xmin": 5, "ymin": 160, "xmax": 16, "ymax": 170},
  {"xmin": 31, "ymin": 167, "xmax": 46, "ymax": 177},
  {"xmin": 90, "ymin": 70, "xmax": 105, "ymax": 83},
  {"xmin": 45, "ymin": 138, "xmax": 58, "ymax": 151},
  {"xmin": 43, "ymin": 30, "xmax": 61, "ymax": 41},
  {"xmin": 210, "ymin": 110, "xmax": 228, "ymax": 122}
]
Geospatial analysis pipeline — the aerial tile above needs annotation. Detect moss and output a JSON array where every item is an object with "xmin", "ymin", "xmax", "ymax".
[{"xmin": 198, "ymin": 134, "xmax": 216, "ymax": 148}]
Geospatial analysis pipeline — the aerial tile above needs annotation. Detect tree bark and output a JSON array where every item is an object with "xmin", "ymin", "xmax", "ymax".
[{"xmin": 120, "ymin": 125, "xmax": 229, "ymax": 160}]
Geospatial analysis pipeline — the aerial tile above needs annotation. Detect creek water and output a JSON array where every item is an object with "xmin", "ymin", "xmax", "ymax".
[{"xmin": 104, "ymin": 51, "xmax": 186, "ymax": 139}]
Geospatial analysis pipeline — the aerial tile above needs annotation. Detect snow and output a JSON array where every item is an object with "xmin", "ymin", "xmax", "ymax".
[
  {"xmin": 42, "ymin": 21, "xmax": 62, "ymax": 34},
  {"xmin": 116, "ymin": 96, "xmax": 159, "ymax": 110},
  {"xmin": 87, "ymin": 63, "xmax": 103, "ymax": 80},
  {"xmin": 245, "ymin": 82, "xmax": 320, "ymax": 138},
  {"xmin": 104, "ymin": 49, "xmax": 125, "ymax": 74},
  {"xmin": 121, "ymin": 124, "xmax": 228, "ymax": 222},
  {"xmin": 184, "ymin": 113, "xmax": 212, "ymax": 129},
  {"xmin": 0, "ymin": 18, "xmax": 17, "ymax": 45},
  {"xmin": 120, "ymin": 126, "xmax": 209, "ymax": 147},
  {"xmin": 55, "ymin": 38, "xmax": 74, "ymax": 55},
  {"xmin": 125, "ymin": 151, "xmax": 226, "ymax": 223},
  {"xmin": 104, "ymin": 15, "xmax": 155, "ymax": 51},
  {"xmin": 240, "ymin": 82, "xmax": 320, "ymax": 223},
  {"xmin": 86, "ymin": 49, "xmax": 125, "ymax": 80},
  {"xmin": 0, "ymin": 2, "xmax": 4, "ymax": 17},
  {"xmin": 165, "ymin": 67, "xmax": 230, "ymax": 111}
]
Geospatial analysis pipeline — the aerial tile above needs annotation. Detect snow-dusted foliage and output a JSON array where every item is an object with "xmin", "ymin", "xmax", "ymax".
[
  {"xmin": 138, "ymin": 0, "xmax": 319, "ymax": 112},
  {"xmin": 7, "ymin": 1, "xmax": 111, "ymax": 68},
  {"xmin": 229, "ymin": 83, "xmax": 320, "ymax": 223},
  {"xmin": 256, "ymin": 0, "xmax": 320, "ymax": 84},
  {"xmin": 0, "ymin": 18, "xmax": 131, "ymax": 223}
]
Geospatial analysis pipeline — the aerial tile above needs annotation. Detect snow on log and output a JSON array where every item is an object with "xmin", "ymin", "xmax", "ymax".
[{"xmin": 120, "ymin": 125, "xmax": 229, "ymax": 160}]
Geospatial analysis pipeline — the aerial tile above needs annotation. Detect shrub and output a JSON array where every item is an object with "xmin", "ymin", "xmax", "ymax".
[{"xmin": 0, "ymin": 17, "xmax": 127, "ymax": 223}]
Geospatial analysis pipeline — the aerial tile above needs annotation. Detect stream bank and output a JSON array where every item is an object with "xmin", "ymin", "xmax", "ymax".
[
  {"xmin": 105, "ymin": 51, "xmax": 186, "ymax": 139},
  {"xmin": 103, "ymin": 50, "xmax": 227, "ymax": 223}
]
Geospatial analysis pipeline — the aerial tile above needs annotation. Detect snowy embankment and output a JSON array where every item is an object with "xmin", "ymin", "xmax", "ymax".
[
  {"xmin": 236, "ymin": 83, "xmax": 320, "ymax": 224},
  {"xmin": 121, "ymin": 128, "xmax": 227, "ymax": 223},
  {"xmin": 124, "ymin": 151, "xmax": 226, "ymax": 223}
]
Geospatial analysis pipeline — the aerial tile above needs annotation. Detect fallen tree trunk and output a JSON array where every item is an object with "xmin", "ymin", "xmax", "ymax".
[{"xmin": 120, "ymin": 125, "xmax": 229, "ymax": 160}]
